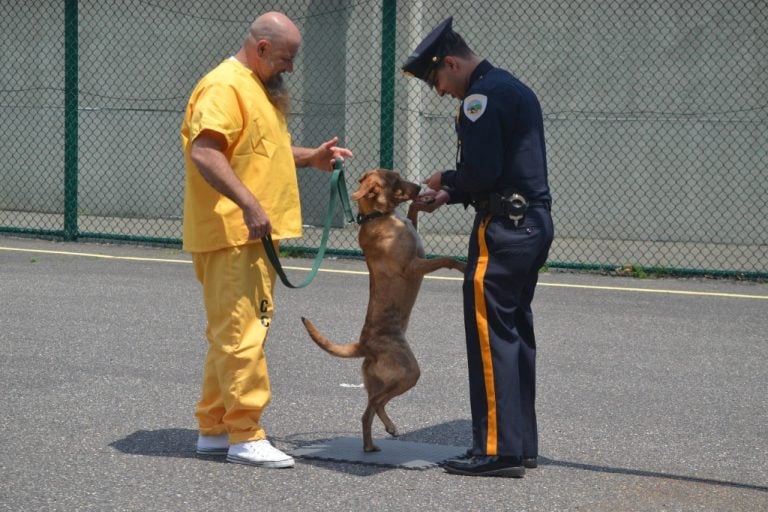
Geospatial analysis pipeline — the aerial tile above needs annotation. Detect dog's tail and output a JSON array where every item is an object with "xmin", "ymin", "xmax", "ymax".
[{"xmin": 301, "ymin": 317, "xmax": 363, "ymax": 358}]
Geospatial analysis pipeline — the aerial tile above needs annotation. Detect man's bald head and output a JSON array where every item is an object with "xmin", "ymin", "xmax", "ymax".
[
  {"xmin": 249, "ymin": 11, "xmax": 301, "ymax": 48},
  {"xmin": 236, "ymin": 12, "xmax": 301, "ymax": 115}
]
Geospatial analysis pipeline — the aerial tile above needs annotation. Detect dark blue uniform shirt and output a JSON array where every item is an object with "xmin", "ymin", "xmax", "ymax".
[{"xmin": 441, "ymin": 60, "xmax": 551, "ymax": 205}]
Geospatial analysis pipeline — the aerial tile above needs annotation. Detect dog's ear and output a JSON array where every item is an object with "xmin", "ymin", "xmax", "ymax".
[
  {"xmin": 352, "ymin": 180, "xmax": 376, "ymax": 201},
  {"xmin": 352, "ymin": 171, "xmax": 380, "ymax": 200},
  {"xmin": 357, "ymin": 171, "xmax": 373, "ymax": 184}
]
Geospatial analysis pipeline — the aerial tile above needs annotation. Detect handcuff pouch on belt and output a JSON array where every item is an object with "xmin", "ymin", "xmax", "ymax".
[{"xmin": 488, "ymin": 191, "xmax": 528, "ymax": 226}]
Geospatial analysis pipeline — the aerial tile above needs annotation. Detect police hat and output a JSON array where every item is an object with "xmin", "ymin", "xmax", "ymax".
[{"xmin": 401, "ymin": 17, "xmax": 453, "ymax": 83}]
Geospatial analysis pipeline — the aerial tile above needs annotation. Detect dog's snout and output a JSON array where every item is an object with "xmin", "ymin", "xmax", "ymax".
[{"xmin": 401, "ymin": 180, "xmax": 421, "ymax": 199}]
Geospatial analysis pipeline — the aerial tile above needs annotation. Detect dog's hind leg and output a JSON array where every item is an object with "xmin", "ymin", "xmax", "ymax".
[
  {"xmin": 362, "ymin": 391, "xmax": 400, "ymax": 450},
  {"xmin": 372, "ymin": 378, "xmax": 417, "ymax": 438},
  {"xmin": 362, "ymin": 404, "xmax": 380, "ymax": 452},
  {"xmin": 375, "ymin": 403, "xmax": 398, "ymax": 437}
]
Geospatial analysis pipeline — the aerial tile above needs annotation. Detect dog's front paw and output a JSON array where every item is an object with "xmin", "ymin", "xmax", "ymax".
[
  {"xmin": 453, "ymin": 260, "xmax": 467, "ymax": 273},
  {"xmin": 364, "ymin": 443, "xmax": 382, "ymax": 453}
]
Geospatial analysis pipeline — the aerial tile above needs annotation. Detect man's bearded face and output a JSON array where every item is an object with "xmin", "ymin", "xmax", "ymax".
[{"xmin": 264, "ymin": 63, "xmax": 290, "ymax": 115}]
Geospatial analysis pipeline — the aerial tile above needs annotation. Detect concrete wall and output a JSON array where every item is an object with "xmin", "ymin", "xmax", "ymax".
[
  {"xmin": 391, "ymin": 2, "xmax": 768, "ymax": 246},
  {"xmin": 1, "ymin": 1, "xmax": 765, "ymax": 250}
]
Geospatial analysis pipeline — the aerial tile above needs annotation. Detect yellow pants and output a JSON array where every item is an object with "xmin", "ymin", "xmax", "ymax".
[{"xmin": 192, "ymin": 242, "xmax": 276, "ymax": 444}]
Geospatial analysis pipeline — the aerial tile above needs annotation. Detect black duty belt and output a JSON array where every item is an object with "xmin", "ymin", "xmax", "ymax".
[
  {"xmin": 473, "ymin": 193, "xmax": 550, "ymax": 212},
  {"xmin": 472, "ymin": 192, "xmax": 550, "ymax": 226},
  {"xmin": 473, "ymin": 198, "xmax": 551, "ymax": 212}
]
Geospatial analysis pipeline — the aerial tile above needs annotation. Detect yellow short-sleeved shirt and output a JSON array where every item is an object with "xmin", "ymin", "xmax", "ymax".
[{"xmin": 181, "ymin": 58, "xmax": 302, "ymax": 253}]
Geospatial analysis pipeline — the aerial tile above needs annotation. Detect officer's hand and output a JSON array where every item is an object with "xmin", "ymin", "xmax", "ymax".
[
  {"xmin": 411, "ymin": 189, "xmax": 449, "ymax": 213},
  {"xmin": 423, "ymin": 171, "xmax": 443, "ymax": 191}
]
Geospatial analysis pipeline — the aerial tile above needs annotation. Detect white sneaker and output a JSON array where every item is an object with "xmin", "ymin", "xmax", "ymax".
[
  {"xmin": 226, "ymin": 440, "xmax": 295, "ymax": 468},
  {"xmin": 196, "ymin": 433, "xmax": 229, "ymax": 455}
]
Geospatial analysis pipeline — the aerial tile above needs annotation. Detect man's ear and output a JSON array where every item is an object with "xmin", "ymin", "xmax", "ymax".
[
  {"xmin": 443, "ymin": 55, "xmax": 460, "ymax": 71},
  {"xmin": 257, "ymin": 40, "xmax": 269, "ymax": 57}
]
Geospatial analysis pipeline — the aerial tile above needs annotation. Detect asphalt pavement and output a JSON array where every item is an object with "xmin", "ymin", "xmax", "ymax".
[{"xmin": 1, "ymin": 236, "xmax": 766, "ymax": 511}]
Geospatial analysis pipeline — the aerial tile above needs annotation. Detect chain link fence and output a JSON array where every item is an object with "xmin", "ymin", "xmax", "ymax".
[{"xmin": 1, "ymin": 1, "xmax": 766, "ymax": 278}]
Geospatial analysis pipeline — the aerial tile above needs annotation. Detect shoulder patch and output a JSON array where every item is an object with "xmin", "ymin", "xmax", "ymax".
[{"xmin": 463, "ymin": 94, "xmax": 488, "ymax": 122}]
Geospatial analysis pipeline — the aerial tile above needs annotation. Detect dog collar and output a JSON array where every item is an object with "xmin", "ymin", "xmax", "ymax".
[{"xmin": 355, "ymin": 211, "xmax": 388, "ymax": 225}]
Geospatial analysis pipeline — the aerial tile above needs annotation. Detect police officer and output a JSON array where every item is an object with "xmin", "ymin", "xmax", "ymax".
[{"xmin": 404, "ymin": 17, "xmax": 554, "ymax": 478}]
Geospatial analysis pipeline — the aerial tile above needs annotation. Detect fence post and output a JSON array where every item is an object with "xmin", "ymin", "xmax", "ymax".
[
  {"xmin": 379, "ymin": 0, "xmax": 396, "ymax": 169},
  {"xmin": 64, "ymin": 0, "xmax": 79, "ymax": 240}
]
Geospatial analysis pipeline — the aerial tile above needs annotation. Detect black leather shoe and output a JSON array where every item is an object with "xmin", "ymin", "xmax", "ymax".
[
  {"xmin": 444, "ymin": 456, "xmax": 525, "ymax": 478},
  {"xmin": 445, "ymin": 448, "xmax": 478, "ymax": 464},
  {"xmin": 448, "ymin": 450, "xmax": 538, "ymax": 469}
]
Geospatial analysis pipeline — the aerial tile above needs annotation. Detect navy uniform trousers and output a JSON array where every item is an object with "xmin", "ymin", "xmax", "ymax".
[{"xmin": 463, "ymin": 205, "xmax": 554, "ymax": 458}]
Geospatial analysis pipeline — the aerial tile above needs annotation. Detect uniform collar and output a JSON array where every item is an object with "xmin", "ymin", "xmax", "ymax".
[{"xmin": 468, "ymin": 59, "xmax": 494, "ymax": 90}]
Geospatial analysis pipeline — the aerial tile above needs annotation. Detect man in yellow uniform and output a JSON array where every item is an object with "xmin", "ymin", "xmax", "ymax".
[{"xmin": 181, "ymin": 11, "xmax": 352, "ymax": 468}]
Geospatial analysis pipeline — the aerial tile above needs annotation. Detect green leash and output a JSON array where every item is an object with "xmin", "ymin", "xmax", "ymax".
[{"xmin": 262, "ymin": 159, "xmax": 355, "ymax": 288}]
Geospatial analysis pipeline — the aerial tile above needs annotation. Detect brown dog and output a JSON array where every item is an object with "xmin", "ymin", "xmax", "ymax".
[{"xmin": 301, "ymin": 169, "xmax": 465, "ymax": 452}]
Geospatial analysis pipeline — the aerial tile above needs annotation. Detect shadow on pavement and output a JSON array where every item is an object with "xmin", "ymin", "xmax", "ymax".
[{"xmin": 110, "ymin": 425, "xmax": 768, "ymax": 492}]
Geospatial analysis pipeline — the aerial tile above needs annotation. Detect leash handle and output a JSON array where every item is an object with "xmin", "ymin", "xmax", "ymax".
[{"xmin": 262, "ymin": 158, "xmax": 354, "ymax": 289}]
